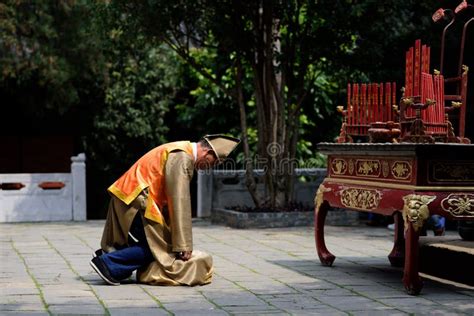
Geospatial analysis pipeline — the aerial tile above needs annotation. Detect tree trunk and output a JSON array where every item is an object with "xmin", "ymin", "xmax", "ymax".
[
  {"xmin": 235, "ymin": 55, "xmax": 262, "ymax": 208},
  {"xmin": 249, "ymin": 0, "xmax": 290, "ymax": 209}
]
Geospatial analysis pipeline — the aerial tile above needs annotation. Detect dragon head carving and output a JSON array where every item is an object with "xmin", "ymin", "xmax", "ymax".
[{"xmin": 402, "ymin": 194, "xmax": 436, "ymax": 232}]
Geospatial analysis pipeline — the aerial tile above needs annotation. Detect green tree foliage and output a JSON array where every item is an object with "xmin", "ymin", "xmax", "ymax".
[
  {"xmin": 84, "ymin": 4, "xmax": 185, "ymax": 217},
  {"xmin": 0, "ymin": 0, "xmax": 104, "ymax": 112},
  {"xmin": 86, "ymin": 3, "xmax": 181, "ymax": 171},
  {"xmin": 84, "ymin": 42, "xmax": 180, "ymax": 218},
  {"xmin": 86, "ymin": 44, "xmax": 179, "ymax": 172},
  {"xmin": 172, "ymin": 48, "xmax": 242, "ymax": 138}
]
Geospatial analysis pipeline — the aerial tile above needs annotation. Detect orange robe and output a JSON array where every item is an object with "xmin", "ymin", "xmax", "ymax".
[
  {"xmin": 108, "ymin": 141, "xmax": 194, "ymax": 226},
  {"xmin": 101, "ymin": 141, "xmax": 213, "ymax": 285}
]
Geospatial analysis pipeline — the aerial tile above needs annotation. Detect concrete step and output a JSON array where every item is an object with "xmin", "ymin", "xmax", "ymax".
[{"xmin": 419, "ymin": 236, "xmax": 474, "ymax": 286}]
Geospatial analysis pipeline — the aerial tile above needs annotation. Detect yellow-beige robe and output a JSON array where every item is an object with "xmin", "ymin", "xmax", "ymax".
[{"xmin": 100, "ymin": 143, "xmax": 213, "ymax": 285}]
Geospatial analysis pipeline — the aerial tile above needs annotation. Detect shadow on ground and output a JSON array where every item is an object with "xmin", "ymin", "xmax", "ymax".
[{"xmin": 269, "ymin": 258, "xmax": 474, "ymax": 296}]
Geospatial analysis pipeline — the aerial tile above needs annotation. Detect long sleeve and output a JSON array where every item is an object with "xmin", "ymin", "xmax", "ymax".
[{"xmin": 165, "ymin": 151, "xmax": 194, "ymax": 252}]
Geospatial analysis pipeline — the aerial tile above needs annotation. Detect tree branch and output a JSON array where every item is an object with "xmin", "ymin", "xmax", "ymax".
[
  {"xmin": 236, "ymin": 54, "xmax": 262, "ymax": 208},
  {"xmin": 162, "ymin": 36, "xmax": 236, "ymax": 99}
]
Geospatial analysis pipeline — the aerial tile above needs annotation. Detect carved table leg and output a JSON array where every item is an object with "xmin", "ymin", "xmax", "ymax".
[
  {"xmin": 401, "ymin": 194, "xmax": 436, "ymax": 295},
  {"xmin": 388, "ymin": 212, "xmax": 405, "ymax": 267},
  {"xmin": 315, "ymin": 200, "xmax": 336, "ymax": 266},
  {"xmin": 403, "ymin": 221, "xmax": 423, "ymax": 295}
]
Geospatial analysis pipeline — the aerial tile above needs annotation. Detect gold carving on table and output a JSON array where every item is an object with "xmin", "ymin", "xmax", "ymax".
[
  {"xmin": 356, "ymin": 160, "xmax": 380, "ymax": 177},
  {"xmin": 340, "ymin": 188, "xmax": 381, "ymax": 211},
  {"xmin": 314, "ymin": 184, "xmax": 332, "ymax": 212},
  {"xmin": 348, "ymin": 159, "xmax": 355, "ymax": 175},
  {"xmin": 451, "ymin": 101, "xmax": 462, "ymax": 108},
  {"xmin": 391, "ymin": 161, "xmax": 412, "ymax": 180},
  {"xmin": 331, "ymin": 158, "xmax": 347, "ymax": 175},
  {"xmin": 462, "ymin": 64, "xmax": 469, "ymax": 76},
  {"xmin": 441, "ymin": 194, "xmax": 474, "ymax": 217},
  {"xmin": 382, "ymin": 161, "xmax": 389, "ymax": 178},
  {"xmin": 402, "ymin": 194, "xmax": 436, "ymax": 232},
  {"xmin": 431, "ymin": 162, "xmax": 474, "ymax": 183}
]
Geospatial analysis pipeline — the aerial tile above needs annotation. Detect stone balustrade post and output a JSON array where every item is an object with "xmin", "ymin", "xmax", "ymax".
[
  {"xmin": 197, "ymin": 170, "xmax": 213, "ymax": 217},
  {"xmin": 71, "ymin": 153, "xmax": 87, "ymax": 221}
]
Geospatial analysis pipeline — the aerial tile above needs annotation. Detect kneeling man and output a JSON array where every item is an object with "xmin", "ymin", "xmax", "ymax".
[{"xmin": 90, "ymin": 134, "xmax": 239, "ymax": 286}]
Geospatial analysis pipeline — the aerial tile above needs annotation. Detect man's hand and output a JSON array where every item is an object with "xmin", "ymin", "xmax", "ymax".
[{"xmin": 176, "ymin": 251, "xmax": 192, "ymax": 261}]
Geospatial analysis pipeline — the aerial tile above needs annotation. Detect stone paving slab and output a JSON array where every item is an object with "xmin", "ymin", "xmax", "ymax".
[{"xmin": 1, "ymin": 220, "xmax": 473, "ymax": 315}]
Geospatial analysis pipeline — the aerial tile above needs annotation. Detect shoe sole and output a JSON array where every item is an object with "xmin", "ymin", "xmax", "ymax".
[
  {"xmin": 92, "ymin": 250, "xmax": 103, "ymax": 258},
  {"xmin": 89, "ymin": 260, "xmax": 120, "ymax": 286}
]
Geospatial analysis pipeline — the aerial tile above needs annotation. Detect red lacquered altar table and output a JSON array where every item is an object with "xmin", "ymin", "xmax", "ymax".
[{"xmin": 315, "ymin": 142, "xmax": 474, "ymax": 295}]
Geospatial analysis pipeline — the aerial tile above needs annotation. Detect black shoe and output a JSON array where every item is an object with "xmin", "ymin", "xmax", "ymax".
[
  {"xmin": 92, "ymin": 249, "xmax": 104, "ymax": 258},
  {"xmin": 89, "ymin": 257, "xmax": 120, "ymax": 285}
]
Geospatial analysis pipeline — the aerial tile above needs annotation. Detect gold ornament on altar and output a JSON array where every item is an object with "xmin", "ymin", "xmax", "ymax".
[
  {"xmin": 348, "ymin": 159, "xmax": 355, "ymax": 175},
  {"xmin": 356, "ymin": 160, "xmax": 380, "ymax": 177},
  {"xmin": 441, "ymin": 194, "xmax": 474, "ymax": 217},
  {"xmin": 340, "ymin": 188, "xmax": 381, "ymax": 211},
  {"xmin": 402, "ymin": 194, "xmax": 436, "ymax": 232},
  {"xmin": 391, "ymin": 161, "xmax": 412, "ymax": 179},
  {"xmin": 331, "ymin": 159, "xmax": 347, "ymax": 175},
  {"xmin": 314, "ymin": 184, "xmax": 331, "ymax": 213},
  {"xmin": 382, "ymin": 161, "xmax": 390, "ymax": 178}
]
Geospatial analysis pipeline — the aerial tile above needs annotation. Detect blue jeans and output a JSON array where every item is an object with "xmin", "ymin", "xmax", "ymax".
[
  {"xmin": 99, "ymin": 213, "xmax": 154, "ymax": 280},
  {"xmin": 428, "ymin": 215, "xmax": 445, "ymax": 231}
]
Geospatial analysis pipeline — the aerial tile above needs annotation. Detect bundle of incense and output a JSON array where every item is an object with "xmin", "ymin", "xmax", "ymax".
[
  {"xmin": 359, "ymin": 83, "xmax": 368, "ymax": 134},
  {"xmin": 433, "ymin": 73, "xmax": 445, "ymax": 133},
  {"xmin": 421, "ymin": 73, "xmax": 427, "ymax": 123},
  {"xmin": 392, "ymin": 82, "xmax": 396, "ymax": 121},
  {"xmin": 405, "ymin": 39, "xmax": 432, "ymax": 119},
  {"xmin": 347, "ymin": 83, "xmax": 352, "ymax": 129},
  {"xmin": 385, "ymin": 83, "xmax": 391, "ymax": 122},
  {"xmin": 413, "ymin": 39, "xmax": 421, "ymax": 97},
  {"xmin": 379, "ymin": 83, "xmax": 385, "ymax": 121},
  {"xmin": 373, "ymin": 83, "xmax": 379, "ymax": 123},
  {"xmin": 405, "ymin": 47, "xmax": 414, "ymax": 117},
  {"xmin": 346, "ymin": 82, "xmax": 396, "ymax": 134},
  {"xmin": 421, "ymin": 73, "xmax": 433, "ymax": 129},
  {"xmin": 405, "ymin": 48, "xmax": 413, "ymax": 97},
  {"xmin": 353, "ymin": 83, "xmax": 359, "ymax": 135}
]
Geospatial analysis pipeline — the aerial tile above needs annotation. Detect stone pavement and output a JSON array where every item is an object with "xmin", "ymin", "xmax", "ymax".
[{"xmin": 1, "ymin": 220, "xmax": 474, "ymax": 316}]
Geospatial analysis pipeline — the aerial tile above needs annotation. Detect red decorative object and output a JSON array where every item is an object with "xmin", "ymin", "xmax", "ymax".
[
  {"xmin": 38, "ymin": 182, "xmax": 65, "ymax": 190},
  {"xmin": 0, "ymin": 182, "xmax": 25, "ymax": 190},
  {"xmin": 432, "ymin": 8, "xmax": 445, "ymax": 22},
  {"xmin": 455, "ymin": 1, "xmax": 468, "ymax": 13},
  {"xmin": 316, "ymin": 143, "xmax": 474, "ymax": 295},
  {"xmin": 336, "ymin": 82, "xmax": 396, "ymax": 142},
  {"xmin": 336, "ymin": 37, "xmax": 470, "ymax": 144},
  {"xmin": 319, "ymin": 5, "xmax": 474, "ymax": 296}
]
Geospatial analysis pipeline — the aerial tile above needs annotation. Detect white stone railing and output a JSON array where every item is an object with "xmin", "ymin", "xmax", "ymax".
[
  {"xmin": 0, "ymin": 153, "xmax": 87, "ymax": 222},
  {"xmin": 197, "ymin": 168, "xmax": 327, "ymax": 217}
]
